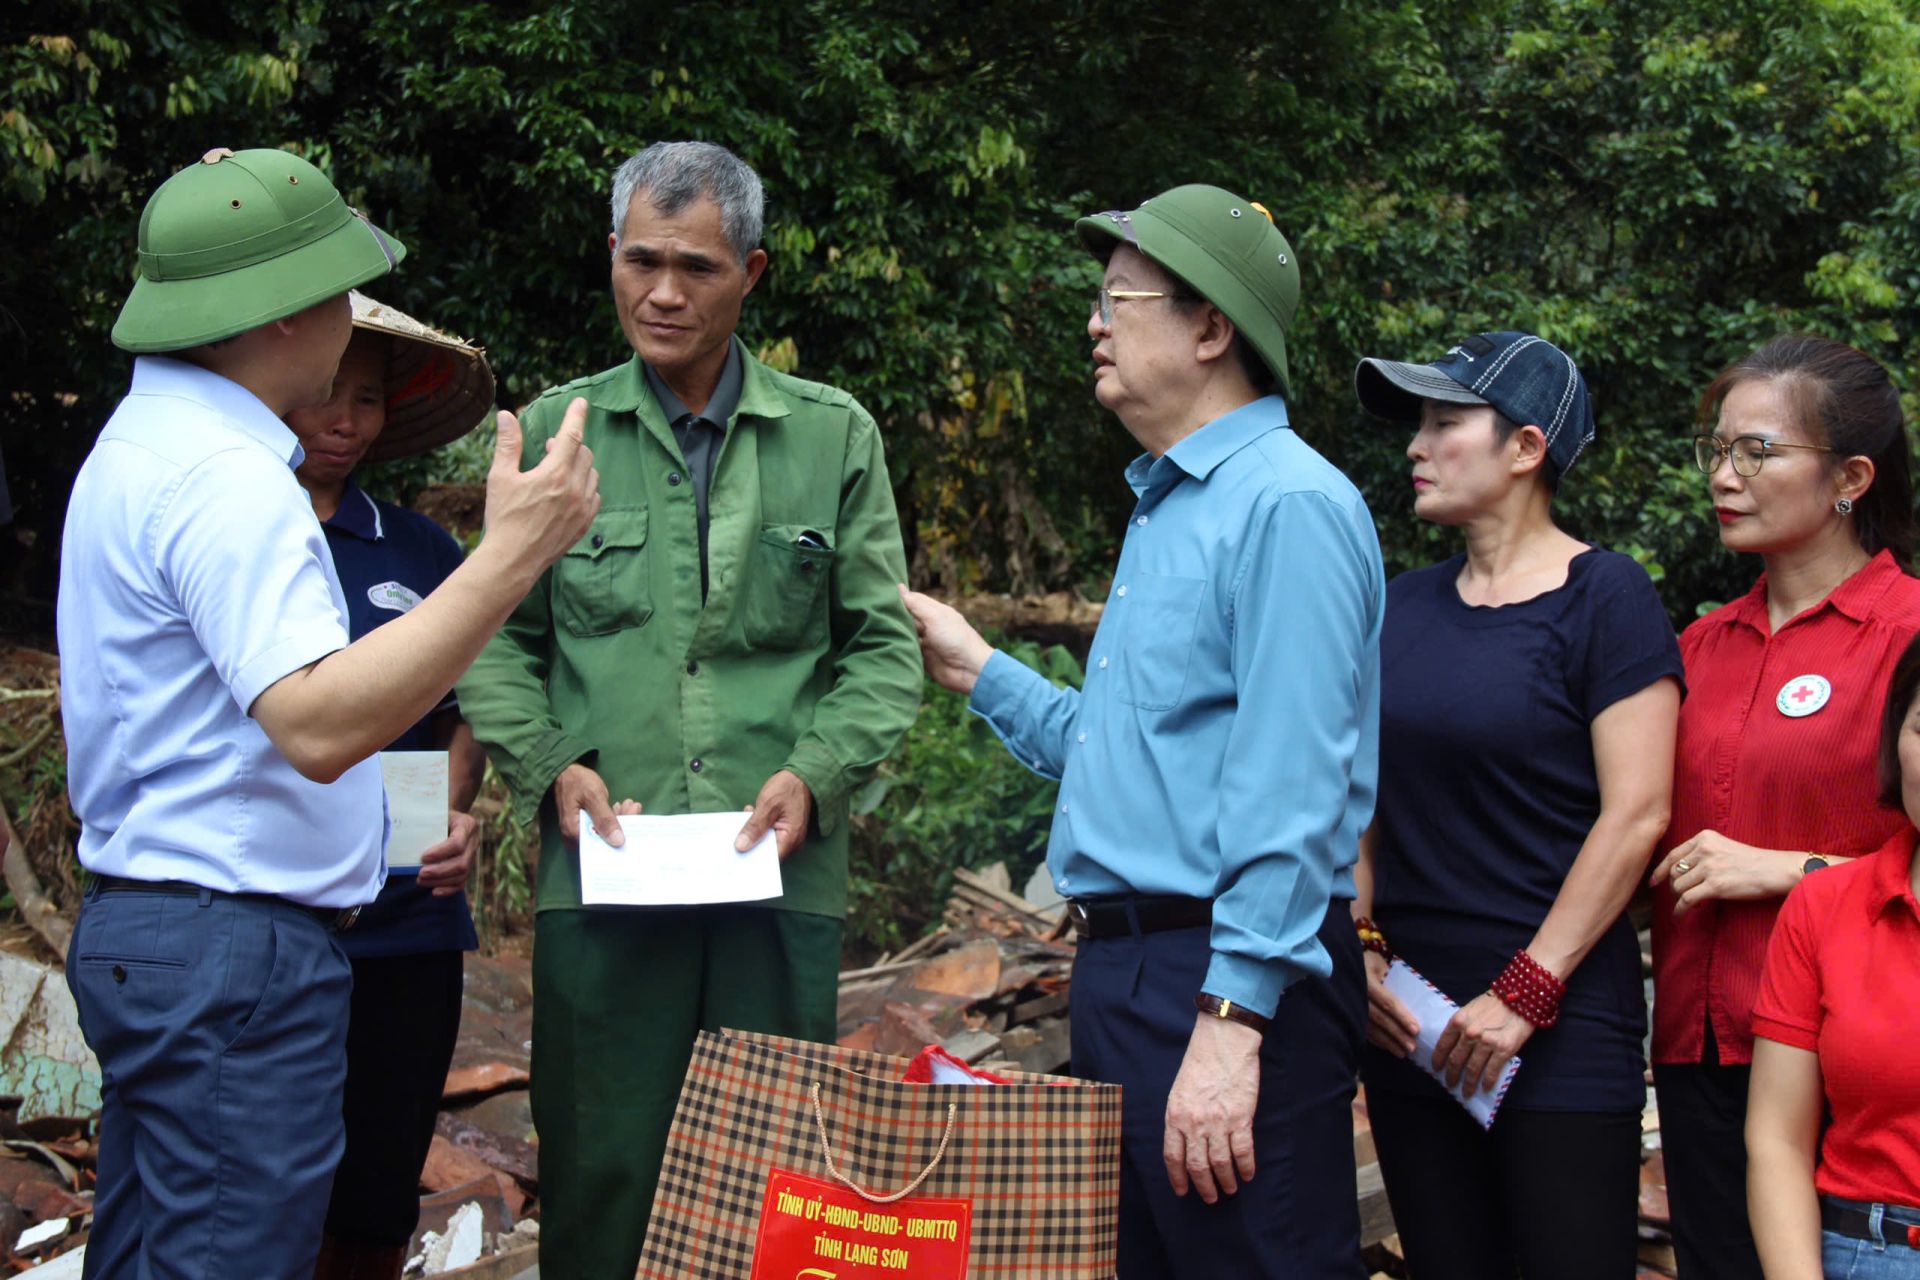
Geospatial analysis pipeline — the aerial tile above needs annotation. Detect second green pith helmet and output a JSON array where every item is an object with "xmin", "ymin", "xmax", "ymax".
[
  {"xmin": 112, "ymin": 147, "xmax": 406, "ymax": 353},
  {"xmin": 1076, "ymin": 185, "xmax": 1300, "ymax": 400}
]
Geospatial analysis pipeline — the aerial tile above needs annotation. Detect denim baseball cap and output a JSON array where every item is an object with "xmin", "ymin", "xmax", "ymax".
[{"xmin": 1354, "ymin": 331, "xmax": 1597, "ymax": 479}]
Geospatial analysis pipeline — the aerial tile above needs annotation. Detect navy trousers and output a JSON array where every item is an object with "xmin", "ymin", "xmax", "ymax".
[
  {"xmin": 67, "ymin": 883, "xmax": 353, "ymax": 1280},
  {"xmin": 1070, "ymin": 900, "xmax": 1367, "ymax": 1279}
]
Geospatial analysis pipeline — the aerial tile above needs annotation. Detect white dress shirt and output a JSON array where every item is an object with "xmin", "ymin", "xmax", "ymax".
[{"xmin": 58, "ymin": 357, "xmax": 386, "ymax": 907}]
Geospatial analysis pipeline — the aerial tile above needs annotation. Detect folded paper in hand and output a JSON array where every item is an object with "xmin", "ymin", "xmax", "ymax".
[
  {"xmin": 379, "ymin": 751, "xmax": 448, "ymax": 870},
  {"xmin": 1382, "ymin": 957, "xmax": 1521, "ymax": 1129},
  {"xmin": 578, "ymin": 811, "xmax": 783, "ymax": 906}
]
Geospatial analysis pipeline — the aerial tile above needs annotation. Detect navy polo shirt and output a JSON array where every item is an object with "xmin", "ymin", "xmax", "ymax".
[
  {"xmin": 322, "ymin": 480, "xmax": 479, "ymax": 959},
  {"xmin": 1363, "ymin": 547, "xmax": 1682, "ymax": 1112}
]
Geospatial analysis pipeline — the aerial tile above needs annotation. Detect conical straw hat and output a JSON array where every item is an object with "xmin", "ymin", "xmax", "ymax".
[{"xmin": 350, "ymin": 291, "xmax": 495, "ymax": 462}]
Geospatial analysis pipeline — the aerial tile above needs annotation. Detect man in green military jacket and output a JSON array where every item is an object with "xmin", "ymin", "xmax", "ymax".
[{"xmin": 456, "ymin": 141, "xmax": 922, "ymax": 1279}]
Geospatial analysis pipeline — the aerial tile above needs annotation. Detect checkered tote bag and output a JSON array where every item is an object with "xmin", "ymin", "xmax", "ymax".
[{"xmin": 636, "ymin": 1028, "xmax": 1122, "ymax": 1279}]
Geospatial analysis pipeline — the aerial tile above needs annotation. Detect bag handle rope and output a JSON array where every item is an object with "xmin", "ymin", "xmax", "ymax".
[{"xmin": 808, "ymin": 1082, "xmax": 959, "ymax": 1204}]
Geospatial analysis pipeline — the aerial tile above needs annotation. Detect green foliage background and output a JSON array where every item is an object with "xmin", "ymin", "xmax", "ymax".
[{"xmin": 8, "ymin": 0, "xmax": 1920, "ymax": 947}]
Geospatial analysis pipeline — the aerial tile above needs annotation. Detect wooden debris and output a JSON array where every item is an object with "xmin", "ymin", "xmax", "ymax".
[
  {"xmin": 907, "ymin": 940, "xmax": 1001, "ymax": 1001},
  {"xmin": 839, "ymin": 863, "xmax": 1075, "ymax": 1076},
  {"xmin": 434, "ymin": 1111, "xmax": 537, "ymax": 1190},
  {"xmin": 946, "ymin": 866, "xmax": 1063, "ymax": 929},
  {"xmin": 421, "ymin": 1136, "xmax": 526, "ymax": 1220},
  {"xmin": 443, "ymin": 1062, "xmax": 532, "ymax": 1103},
  {"xmin": 0, "ymin": 806, "xmax": 70, "ymax": 959}
]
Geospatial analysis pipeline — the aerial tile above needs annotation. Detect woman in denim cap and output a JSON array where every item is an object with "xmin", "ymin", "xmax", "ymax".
[{"xmin": 1351, "ymin": 332, "xmax": 1682, "ymax": 1278}]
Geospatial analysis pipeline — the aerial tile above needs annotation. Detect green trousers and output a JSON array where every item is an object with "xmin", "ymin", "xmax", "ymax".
[{"xmin": 530, "ymin": 905, "xmax": 842, "ymax": 1280}]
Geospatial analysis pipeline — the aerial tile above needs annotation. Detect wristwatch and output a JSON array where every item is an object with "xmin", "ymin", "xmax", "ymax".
[
  {"xmin": 1195, "ymin": 993, "xmax": 1271, "ymax": 1035},
  {"xmin": 1802, "ymin": 854, "xmax": 1831, "ymax": 875}
]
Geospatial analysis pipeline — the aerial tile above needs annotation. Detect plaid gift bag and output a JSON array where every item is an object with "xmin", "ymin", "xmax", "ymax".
[{"xmin": 636, "ymin": 1028, "xmax": 1123, "ymax": 1279}]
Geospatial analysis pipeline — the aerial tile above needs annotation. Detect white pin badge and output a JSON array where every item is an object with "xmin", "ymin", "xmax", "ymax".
[
  {"xmin": 367, "ymin": 581, "xmax": 424, "ymax": 614},
  {"xmin": 1777, "ymin": 674, "xmax": 1832, "ymax": 718}
]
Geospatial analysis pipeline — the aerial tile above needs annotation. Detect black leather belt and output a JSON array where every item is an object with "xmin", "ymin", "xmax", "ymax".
[
  {"xmin": 1823, "ymin": 1201, "xmax": 1920, "ymax": 1250},
  {"xmin": 95, "ymin": 876, "xmax": 361, "ymax": 932},
  {"xmin": 1066, "ymin": 895, "xmax": 1211, "ymax": 940}
]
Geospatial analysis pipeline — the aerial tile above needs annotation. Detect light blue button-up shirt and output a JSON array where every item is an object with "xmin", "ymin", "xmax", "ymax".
[
  {"xmin": 970, "ymin": 396, "xmax": 1383, "ymax": 1016},
  {"xmin": 57, "ymin": 357, "xmax": 387, "ymax": 908}
]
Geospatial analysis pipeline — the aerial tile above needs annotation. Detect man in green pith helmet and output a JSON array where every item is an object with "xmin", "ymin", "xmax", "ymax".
[
  {"xmin": 58, "ymin": 147, "xmax": 599, "ymax": 1279},
  {"xmin": 455, "ymin": 139, "xmax": 922, "ymax": 1279},
  {"xmin": 903, "ymin": 186, "xmax": 1382, "ymax": 1276}
]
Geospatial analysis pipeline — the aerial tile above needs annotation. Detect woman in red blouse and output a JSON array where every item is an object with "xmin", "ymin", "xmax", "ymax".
[
  {"xmin": 1748, "ymin": 631, "xmax": 1920, "ymax": 1277},
  {"xmin": 1650, "ymin": 334, "xmax": 1920, "ymax": 1280}
]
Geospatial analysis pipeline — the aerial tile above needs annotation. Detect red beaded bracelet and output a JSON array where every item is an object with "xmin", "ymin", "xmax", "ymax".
[
  {"xmin": 1354, "ymin": 916, "xmax": 1392, "ymax": 960},
  {"xmin": 1490, "ymin": 949, "xmax": 1566, "ymax": 1028}
]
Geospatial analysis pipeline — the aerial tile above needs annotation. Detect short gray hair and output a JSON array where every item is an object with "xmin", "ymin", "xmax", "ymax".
[{"xmin": 609, "ymin": 141, "xmax": 764, "ymax": 264}]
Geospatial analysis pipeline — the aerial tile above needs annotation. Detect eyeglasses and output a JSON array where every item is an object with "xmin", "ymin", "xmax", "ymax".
[
  {"xmin": 1094, "ymin": 288, "xmax": 1169, "ymax": 328},
  {"xmin": 1693, "ymin": 434, "xmax": 1836, "ymax": 478}
]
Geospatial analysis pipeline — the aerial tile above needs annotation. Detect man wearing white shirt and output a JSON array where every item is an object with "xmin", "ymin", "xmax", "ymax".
[{"xmin": 57, "ymin": 147, "xmax": 600, "ymax": 1280}]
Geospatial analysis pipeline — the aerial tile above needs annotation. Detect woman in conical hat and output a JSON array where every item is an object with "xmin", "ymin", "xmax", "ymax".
[{"xmin": 285, "ymin": 293, "xmax": 493, "ymax": 1280}]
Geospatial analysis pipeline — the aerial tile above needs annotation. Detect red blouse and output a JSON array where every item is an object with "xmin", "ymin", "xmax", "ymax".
[
  {"xmin": 1652, "ymin": 551, "xmax": 1920, "ymax": 1066},
  {"xmin": 1753, "ymin": 826, "xmax": 1920, "ymax": 1206}
]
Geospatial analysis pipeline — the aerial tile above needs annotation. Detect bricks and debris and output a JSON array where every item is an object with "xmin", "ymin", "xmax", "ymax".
[
  {"xmin": 0, "ymin": 811, "xmax": 1681, "ymax": 1279},
  {"xmin": 0, "ymin": 949, "xmax": 546, "ymax": 1276}
]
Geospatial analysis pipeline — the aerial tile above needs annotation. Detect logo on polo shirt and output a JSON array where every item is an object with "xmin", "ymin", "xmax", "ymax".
[
  {"xmin": 367, "ymin": 581, "xmax": 424, "ymax": 614},
  {"xmin": 1776, "ymin": 674, "xmax": 1832, "ymax": 718}
]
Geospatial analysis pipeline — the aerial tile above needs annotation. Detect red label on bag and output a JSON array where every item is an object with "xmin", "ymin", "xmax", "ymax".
[{"xmin": 749, "ymin": 1168, "xmax": 971, "ymax": 1280}]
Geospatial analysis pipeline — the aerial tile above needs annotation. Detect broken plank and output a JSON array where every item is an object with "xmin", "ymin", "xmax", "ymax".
[
  {"xmin": 837, "ymin": 959, "xmax": 923, "ymax": 985},
  {"xmin": 952, "ymin": 867, "xmax": 1059, "ymax": 920},
  {"xmin": 1009, "ymin": 990, "xmax": 1069, "ymax": 1025},
  {"xmin": 891, "ymin": 926, "xmax": 953, "ymax": 964}
]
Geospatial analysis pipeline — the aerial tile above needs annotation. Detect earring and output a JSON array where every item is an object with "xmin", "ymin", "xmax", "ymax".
[{"xmin": 1836, "ymin": 497, "xmax": 1856, "ymax": 515}]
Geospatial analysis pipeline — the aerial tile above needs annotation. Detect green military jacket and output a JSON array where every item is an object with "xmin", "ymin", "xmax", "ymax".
[{"xmin": 456, "ymin": 349, "xmax": 923, "ymax": 918}]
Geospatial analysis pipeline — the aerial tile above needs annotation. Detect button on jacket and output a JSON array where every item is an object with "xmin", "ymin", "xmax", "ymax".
[
  {"xmin": 969, "ymin": 397, "xmax": 1385, "ymax": 1017},
  {"xmin": 1654, "ymin": 550, "xmax": 1920, "ymax": 1066},
  {"xmin": 455, "ymin": 350, "xmax": 922, "ymax": 919},
  {"xmin": 57, "ymin": 357, "xmax": 387, "ymax": 907}
]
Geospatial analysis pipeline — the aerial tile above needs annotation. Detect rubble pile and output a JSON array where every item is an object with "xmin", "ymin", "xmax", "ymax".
[
  {"xmin": 0, "ymin": 949, "xmax": 545, "ymax": 1277},
  {"xmin": 836, "ymin": 865, "xmax": 1074, "ymax": 1076},
  {"xmin": 0, "ymin": 849, "xmax": 1680, "ymax": 1278},
  {"xmin": 405, "ymin": 954, "xmax": 542, "ymax": 1277}
]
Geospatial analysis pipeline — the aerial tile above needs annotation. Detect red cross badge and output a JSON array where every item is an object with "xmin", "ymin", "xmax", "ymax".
[{"xmin": 1776, "ymin": 673, "xmax": 1832, "ymax": 718}]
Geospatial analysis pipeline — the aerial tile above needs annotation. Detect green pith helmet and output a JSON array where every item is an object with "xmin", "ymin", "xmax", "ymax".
[
  {"xmin": 1076, "ymin": 185, "xmax": 1300, "ymax": 399},
  {"xmin": 111, "ymin": 147, "xmax": 407, "ymax": 353}
]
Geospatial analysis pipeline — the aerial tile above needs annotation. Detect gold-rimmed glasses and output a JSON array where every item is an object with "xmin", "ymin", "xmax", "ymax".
[
  {"xmin": 1095, "ymin": 288, "xmax": 1168, "ymax": 327},
  {"xmin": 1693, "ymin": 434, "xmax": 1836, "ymax": 478}
]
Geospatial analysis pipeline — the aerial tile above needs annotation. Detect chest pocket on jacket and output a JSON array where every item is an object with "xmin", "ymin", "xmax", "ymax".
[
  {"xmin": 743, "ymin": 523, "xmax": 834, "ymax": 651},
  {"xmin": 1114, "ymin": 572, "xmax": 1207, "ymax": 711},
  {"xmin": 554, "ymin": 508, "xmax": 653, "ymax": 637}
]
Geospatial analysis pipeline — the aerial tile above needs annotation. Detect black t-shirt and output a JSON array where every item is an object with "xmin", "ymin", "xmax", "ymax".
[{"xmin": 1363, "ymin": 546, "xmax": 1683, "ymax": 1112}]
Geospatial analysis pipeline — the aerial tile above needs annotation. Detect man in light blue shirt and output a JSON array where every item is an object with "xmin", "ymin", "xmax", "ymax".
[
  {"xmin": 903, "ymin": 186, "xmax": 1382, "ymax": 1277},
  {"xmin": 58, "ymin": 147, "xmax": 599, "ymax": 1280}
]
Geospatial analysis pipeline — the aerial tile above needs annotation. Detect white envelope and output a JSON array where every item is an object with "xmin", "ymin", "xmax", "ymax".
[
  {"xmin": 1381, "ymin": 957, "xmax": 1523, "ymax": 1129},
  {"xmin": 578, "ymin": 811, "xmax": 783, "ymax": 907}
]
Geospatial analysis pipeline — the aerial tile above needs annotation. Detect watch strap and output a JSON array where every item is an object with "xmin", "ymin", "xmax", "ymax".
[{"xmin": 1194, "ymin": 992, "xmax": 1271, "ymax": 1035}]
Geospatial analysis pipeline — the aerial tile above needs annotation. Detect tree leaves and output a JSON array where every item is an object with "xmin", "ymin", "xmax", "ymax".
[{"xmin": 7, "ymin": 0, "xmax": 1920, "ymax": 621}]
